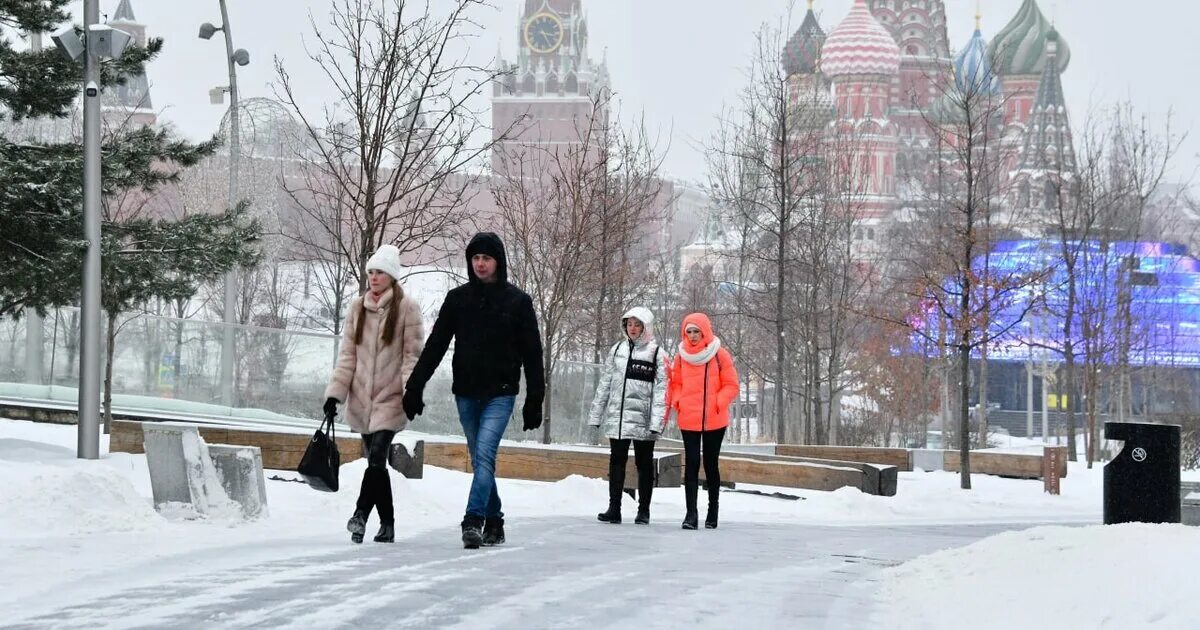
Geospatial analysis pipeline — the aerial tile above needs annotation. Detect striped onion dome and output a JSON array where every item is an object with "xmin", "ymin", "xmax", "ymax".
[
  {"xmin": 820, "ymin": 0, "xmax": 900, "ymax": 79},
  {"xmin": 989, "ymin": 0, "xmax": 1070, "ymax": 76},
  {"xmin": 954, "ymin": 19, "xmax": 997, "ymax": 94},
  {"xmin": 783, "ymin": 4, "xmax": 826, "ymax": 77}
]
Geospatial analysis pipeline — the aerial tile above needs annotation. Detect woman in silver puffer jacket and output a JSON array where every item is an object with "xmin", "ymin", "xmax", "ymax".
[{"xmin": 587, "ymin": 306, "xmax": 671, "ymax": 525}]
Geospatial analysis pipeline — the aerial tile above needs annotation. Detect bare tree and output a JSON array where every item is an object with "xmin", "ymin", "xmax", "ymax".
[
  {"xmin": 275, "ymin": 0, "xmax": 514, "ymax": 336},
  {"xmin": 705, "ymin": 17, "xmax": 831, "ymax": 445},
  {"xmin": 887, "ymin": 54, "xmax": 1043, "ymax": 489},
  {"xmin": 494, "ymin": 90, "xmax": 666, "ymax": 444}
]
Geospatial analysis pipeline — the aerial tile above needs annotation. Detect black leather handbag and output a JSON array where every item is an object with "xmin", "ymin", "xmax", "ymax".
[{"xmin": 297, "ymin": 412, "xmax": 341, "ymax": 492}]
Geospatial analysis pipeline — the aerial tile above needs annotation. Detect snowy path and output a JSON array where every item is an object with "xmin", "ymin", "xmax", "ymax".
[{"xmin": 3, "ymin": 519, "xmax": 1030, "ymax": 629}]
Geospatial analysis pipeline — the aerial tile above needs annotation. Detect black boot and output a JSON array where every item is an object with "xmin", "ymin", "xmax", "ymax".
[
  {"xmin": 635, "ymin": 464, "xmax": 653, "ymax": 525},
  {"xmin": 482, "ymin": 516, "xmax": 505, "ymax": 546},
  {"xmin": 347, "ymin": 509, "xmax": 368, "ymax": 544},
  {"xmin": 374, "ymin": 522, "xmax": 395, "ymax": 543},
  {"xmin": 597, "ymin": 505, "xmax": 622, "ymax": 523},
  {"xmin": 705, "ymin": 500, "xmax": 719, "ymax": 529},
  {"xmin": 682, "ymin": 479, "xmax": 699, "ymax": 530},
  {"xmin": 461, "ymin": 515, "xmax": 484, "ymax": 549}
]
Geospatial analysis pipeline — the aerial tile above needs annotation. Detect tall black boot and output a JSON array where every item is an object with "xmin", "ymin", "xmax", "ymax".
[
  {"xmin": 371, "ymin": 468, "xmax": 395, "ymax": 543},
  {"xmin": 682, "ymin": 481, "xmax": 699, "ymax": 530},
  {"xmin": 635, "ymin": 466, "xmax": 653, "ymax": 524},
  {"xmin": 348, "ymin": 469, "xmax": 376, "ymax": 544},
  {"xmin": 598, "ymin": 452, "xmax": 625, "ymax": 524},
  {"xmin": 373, "ymin": 467, "xmax": 395, "ymax": 528}
]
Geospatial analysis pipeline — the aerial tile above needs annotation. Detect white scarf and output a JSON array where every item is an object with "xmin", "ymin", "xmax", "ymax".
[{"xmin": 678, "ymin": 336, "xmax": 721, "ymax": 366}]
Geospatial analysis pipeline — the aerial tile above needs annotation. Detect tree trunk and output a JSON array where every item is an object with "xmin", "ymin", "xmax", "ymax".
[
  {"xmin": 978, "ymin": 344, "xmax": 989, "ymax": 448},
  {"xmin": 103, "ymin": 313, "xmax": 117, "ymax": 436},
  {"xmin": 958, "ymin": 344, "xmax": 972, "ymax": 490},
  {"xmin": 541, "ymin": 340, "xmax": 554, "ymax": 445}
]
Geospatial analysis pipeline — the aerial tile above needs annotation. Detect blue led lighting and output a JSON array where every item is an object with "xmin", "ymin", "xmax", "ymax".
[{"xmin": 912, "ymin": 239, "xmax": 1200, "ymax": 366}]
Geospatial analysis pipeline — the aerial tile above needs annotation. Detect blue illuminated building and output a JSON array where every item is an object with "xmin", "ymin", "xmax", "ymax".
[{"xmin": 912, "ymin": 239, "xmax": 1200, "ymax": 429}]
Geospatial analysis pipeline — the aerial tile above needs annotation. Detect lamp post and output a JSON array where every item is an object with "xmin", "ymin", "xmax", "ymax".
[
  {"xmin": 200, "ymin": 2, "xmax": 249, "ymax": 407},
  {"xmin": 52, "ymin": 5, "xmax": 132, "ymax": 459}
]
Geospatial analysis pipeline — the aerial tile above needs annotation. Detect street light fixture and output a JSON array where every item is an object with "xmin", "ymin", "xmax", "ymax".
[
  {"xmin": 52, "ymin": 9, "xmax": 132, "ymax": 460},
  {"xmin": 200, "ymin": 1, "xmax": 248, "ymax": 408},
  {"xmin": 198, "ymin": 22, "xmax": 220, "ymax": 40}
]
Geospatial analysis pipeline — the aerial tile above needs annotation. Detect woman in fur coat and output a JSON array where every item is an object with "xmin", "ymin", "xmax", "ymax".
[{"xmin": 324, "ymin": 245, "xmax": 424, "ymax": 543}]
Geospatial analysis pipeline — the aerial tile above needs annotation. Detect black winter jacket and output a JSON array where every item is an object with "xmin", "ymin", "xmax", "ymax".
[{"xmin": 405, "ymin": 233, "xmax": 545, "ymax": 404}]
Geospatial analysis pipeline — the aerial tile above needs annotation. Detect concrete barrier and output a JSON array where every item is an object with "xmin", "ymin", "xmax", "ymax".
[
  {"xmin": 208, "ymin": 444, "xmax": 269, "ymax": 519},
  {"xmin": 388, "ymin": 436, "xmax": 425, "ymax": 479},
  {"xmin": 141, "ymin": 422, "xmax": 235, "ymax": 517}
]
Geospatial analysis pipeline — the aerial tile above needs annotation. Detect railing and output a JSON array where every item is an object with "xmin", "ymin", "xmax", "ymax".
[{"xmin": 0, "ymin": 308, "xmax": 603, "ymax": 444}]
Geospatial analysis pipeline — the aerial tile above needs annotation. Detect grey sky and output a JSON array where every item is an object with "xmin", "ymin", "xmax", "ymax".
[{"xmin": 80, "ymin": 0, "xmax": 1200, "ymax": 185}]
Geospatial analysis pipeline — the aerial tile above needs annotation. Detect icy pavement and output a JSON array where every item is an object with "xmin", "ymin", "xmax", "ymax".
[{"xmin": 3, "ymin": 518, "xmax": 1030, "ymax": 629}]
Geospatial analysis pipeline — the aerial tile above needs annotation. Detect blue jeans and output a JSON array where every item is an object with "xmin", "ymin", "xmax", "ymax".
[{"xmin": 456, "ymin": 395, "xmax": 515, "ymax": 519}]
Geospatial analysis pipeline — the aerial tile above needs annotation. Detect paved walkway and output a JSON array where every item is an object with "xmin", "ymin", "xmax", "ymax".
[{"xmin": 6, "ymin": 519, "xmax": 1027, "ymax": 629}]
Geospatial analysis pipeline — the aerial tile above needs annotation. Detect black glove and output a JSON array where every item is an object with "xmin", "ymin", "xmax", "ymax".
[
  {"xmin": 323, "ymin": 397, "xmax": 338, "ymax": 417},
  {"xmin": 522, "ymin": 402, "xmax": 543, "ymax": 431},
  {"xmin": 402, "ymin": 387, "xmax": 424, "ymax": 420}
]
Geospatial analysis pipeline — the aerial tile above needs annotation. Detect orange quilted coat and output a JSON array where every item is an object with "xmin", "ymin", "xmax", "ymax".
[{"xmin": 665, "ymin": 313, "xmax": 739, "ymax": 432}]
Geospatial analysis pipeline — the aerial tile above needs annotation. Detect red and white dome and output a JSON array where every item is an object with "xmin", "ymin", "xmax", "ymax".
[{"xmin": 820, "ymin": 0, "xmax": 900, "ymax": 79}]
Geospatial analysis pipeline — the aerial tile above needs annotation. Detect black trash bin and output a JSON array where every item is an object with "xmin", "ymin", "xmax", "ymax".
[{"xmin": 1103, "ymin": 421, "xmax": 1181, "ymax": 525}]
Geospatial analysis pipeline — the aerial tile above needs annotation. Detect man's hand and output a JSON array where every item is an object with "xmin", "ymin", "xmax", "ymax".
[
  {"xmin": 522, "ymin": 403, "xmax": 543, "ymax": 431},
  {"xmin": 402, "ymin": 387, "xmax": 424, "ymax": 420}
]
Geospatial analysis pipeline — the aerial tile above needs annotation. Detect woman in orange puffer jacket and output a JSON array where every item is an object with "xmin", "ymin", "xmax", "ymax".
[{"xmin": 665, "ymin": 312, "xmax": 739, "ymax": 530}]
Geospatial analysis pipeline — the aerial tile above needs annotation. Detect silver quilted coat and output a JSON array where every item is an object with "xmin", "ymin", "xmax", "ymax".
[{"xmin": 587, "ymin": 306, "xmax": 671, "ymax": 441}]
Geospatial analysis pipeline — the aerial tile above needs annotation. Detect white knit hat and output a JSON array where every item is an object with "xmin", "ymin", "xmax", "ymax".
[{"xmin": 365, "ymin": 244, "xmax": 403, "ymax": 281}]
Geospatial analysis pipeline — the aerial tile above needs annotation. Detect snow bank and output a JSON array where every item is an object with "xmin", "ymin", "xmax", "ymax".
[
  {"xmin": 876, "ymin": 524, "xmax": 1200, "ymax": 629},
  {"xmin": 0, "ymin": 438, "xmax": 162, "ymax": 537}
]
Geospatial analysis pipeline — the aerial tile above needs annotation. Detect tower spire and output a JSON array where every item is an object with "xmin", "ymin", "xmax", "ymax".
[{"xmin": 976, "ymin": 0, "xmax": 982, "ymax": 30}]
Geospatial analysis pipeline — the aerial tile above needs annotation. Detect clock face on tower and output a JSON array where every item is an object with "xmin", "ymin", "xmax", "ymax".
[{"xmin": 524, "ymin": 12, "xmax": 564, "ymax": 54}]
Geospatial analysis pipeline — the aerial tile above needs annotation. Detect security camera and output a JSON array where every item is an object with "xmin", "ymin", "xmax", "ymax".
[{"xmin": 85, "ymin": 81, "xmax": 98, "ymax": 98}]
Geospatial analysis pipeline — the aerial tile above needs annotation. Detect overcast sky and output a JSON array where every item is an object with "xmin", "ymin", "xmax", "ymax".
[{"xmin": 72, "ymin": 0, "xmax": 1200, "ymax": 185}]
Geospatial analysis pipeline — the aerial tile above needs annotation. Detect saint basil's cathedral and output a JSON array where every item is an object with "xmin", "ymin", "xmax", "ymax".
[{"xmin": 782, "ymin": 0, "xmax": 1074, "ymax": 251}]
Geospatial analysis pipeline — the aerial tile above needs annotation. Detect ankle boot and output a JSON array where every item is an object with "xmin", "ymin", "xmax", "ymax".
[
  {"xmin": 705, "ymin": 500, "xmax": 719, "ymax": 529},
  {"xmin": 681, "ymin": 509, "xmax": 699, "ymax": 530},
  {"xmin": 461, "ymin": 515, "xmax": 484, "ymax": 549},
  {"xmin": 597, "ymin": 504, "xmax": 622, "ymax": 523},
  {"xmin": 373, "ymin": 522, "xmax": 395, "ymax": 543}
]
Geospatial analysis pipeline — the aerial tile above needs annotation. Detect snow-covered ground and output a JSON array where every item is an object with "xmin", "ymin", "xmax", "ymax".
[{"xmin": 1, "ymin": 418, "xmax": 1194, "ymax": 628}]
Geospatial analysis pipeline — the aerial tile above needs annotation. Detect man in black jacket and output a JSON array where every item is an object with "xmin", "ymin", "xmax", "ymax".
[{"xmin": 403, "ymin": 232, "xmax": 545, "ymax": 549}]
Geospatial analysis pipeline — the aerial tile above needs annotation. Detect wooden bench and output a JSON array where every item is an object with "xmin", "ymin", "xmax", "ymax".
[
  {"xmin": 422, "ymin": 441, "xmax": 682, "ymax": 490},
  {"xmin": 112, "ymin": 419, "xmax": 424, "ymax": 477},
  {"xmin": 655, "ymin": 447, "xmax": 896, "ymax": 496},
  {"xmin": 775, "ymin": 444, "xmax": 912, "ymax": 472}
]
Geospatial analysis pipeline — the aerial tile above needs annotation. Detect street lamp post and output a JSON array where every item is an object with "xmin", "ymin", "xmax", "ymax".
[
  {"xmin": 79, "ymin": 0, "xmax": 102, "ymax": 459},
  {"xmin": 200, "ymin": 1, "xmax": 249, "ymax": 407},
  {"xmin": 52, "ymin": 5, "xmax": 132, "ymax": 458}
]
